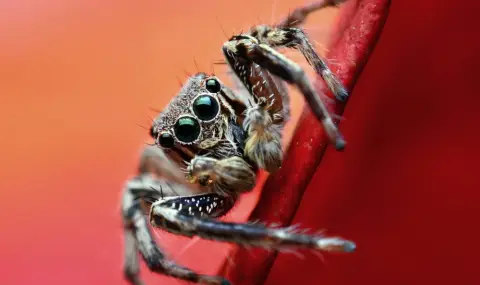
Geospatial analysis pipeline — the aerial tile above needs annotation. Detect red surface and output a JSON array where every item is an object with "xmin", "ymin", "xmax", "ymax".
[
  {"xmin": 265, "ymin": 1, "xmax": 480, "ymax": 285},
  {"xmin": 224, "ymin": 0, "xmax": 480, "ymax": 284},
  {"xmin": 222, "ymin": 1, "xmax": 391, "ymax": 284}
]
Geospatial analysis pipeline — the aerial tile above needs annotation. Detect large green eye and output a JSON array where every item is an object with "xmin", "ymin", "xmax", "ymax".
[
  {"xmin": 173, "ymin": 116, "xmax": 201, "ymax": 144},
  {"xmin": 192, "ymin": 95, "xmax": 220, "ymax": 121}
]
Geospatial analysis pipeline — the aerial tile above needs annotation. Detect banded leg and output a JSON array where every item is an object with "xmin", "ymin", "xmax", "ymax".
[
  {"xmin": 223, "ymin": 45, "xmax": 291, "ymax": 171},
  {"xmin": 122, "ymin": 175, "xmax": 230, "ymax": 285},
  {"xmin": 249, "ymin": 25, "xmax": 349, "ymax": 102},
  {"xmin": 223, "ymin": 38, "xmax": 346, "ymax": 150},
  {"xmin": 150, "ymin": 192, "xmax": 356, "ymax": 252}
]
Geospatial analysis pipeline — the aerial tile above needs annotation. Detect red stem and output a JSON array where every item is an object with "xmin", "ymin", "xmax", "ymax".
[{"xmin": 220, "ymin": 1, "xmax": 392, "ymax": 284}]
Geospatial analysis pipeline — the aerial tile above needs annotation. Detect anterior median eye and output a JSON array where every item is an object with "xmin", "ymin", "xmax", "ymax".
[
  {"xmin": 174, "ymin": 116, "xmax": 201, "ymax": 144},
  {"xmin": 192, "ymin": 95, "xmax": 220, "ymax": 121},
  {"xmin": 205, "ymin": 78, "xmax": 221, "ymax": 93},
  {"xmin": 158, "ymin": 131, "xmax": 175, "ymax": 148}
]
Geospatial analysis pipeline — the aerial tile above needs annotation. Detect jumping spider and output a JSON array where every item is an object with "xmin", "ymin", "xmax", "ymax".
[{"xmin": 122, "ymin": 1, "xmax": 355, "ymax": 284}]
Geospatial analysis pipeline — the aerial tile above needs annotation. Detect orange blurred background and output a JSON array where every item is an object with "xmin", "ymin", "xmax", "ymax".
[{"xmin": 0, "ymin": 1, "xmax": 339, "ymax": 284}]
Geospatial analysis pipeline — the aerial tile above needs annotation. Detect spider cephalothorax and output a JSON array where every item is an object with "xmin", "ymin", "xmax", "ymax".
[
  {"xmin": 152, "ymin": 74, "xmax": 227, "ymax": 148},
  {"xmin": 121, "ymin": 2, "xmax": 355, "ymax": 285},
  {"xmin": 151, "ymin": 73, "xmax": 257, "ymax": 194}
]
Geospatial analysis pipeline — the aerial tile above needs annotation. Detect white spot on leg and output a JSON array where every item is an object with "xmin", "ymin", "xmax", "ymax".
[{"xmin": 273, "ymin": 230, "xmax": 289, "ymax": 239}]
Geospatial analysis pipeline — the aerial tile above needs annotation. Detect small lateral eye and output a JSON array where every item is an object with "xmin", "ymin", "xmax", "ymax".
[
  {"xmin": 205, "ymin": 78, "xmax": 221, "ymax": 93},
  {"xmin": 192, "ymin": 94, "xmax": 220, "ymax": 121},
  {"xmin": 158, "ymin": 131, "xmax": 175, "ymax": 148},
  {"xmin": 149, "ymin": 126, "xmax": 157, "ymax": 139}
]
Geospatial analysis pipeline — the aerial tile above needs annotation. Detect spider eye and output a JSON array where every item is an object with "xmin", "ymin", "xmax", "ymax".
[
  {"xmin": 149, "ymin": 126, "xmax": 157, "ymax": 139},
  {"xmin": 192, "ymin": 95, "xmax": 220, "ymax": 121},
  {"xmin": 205, "ymin": 78, "xmax": 221, "ymax": 93},
  {"xmin": 174, "ymin": 116, "xmax": 201, "ymax": 144},
  {"xmin": 158, "ymin": 132, "xmax": 175, "ymax": 148}
]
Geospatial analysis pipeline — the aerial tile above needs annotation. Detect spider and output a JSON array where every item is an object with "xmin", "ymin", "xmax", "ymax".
[{"xmin": 122, "ymin": 1, "xmax": 355, "ymax": 284}]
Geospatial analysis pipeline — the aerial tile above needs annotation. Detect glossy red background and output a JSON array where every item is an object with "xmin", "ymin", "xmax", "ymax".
[{"xmin": 1, "ymin": 1, "xmax": 479, "ymax": 285}]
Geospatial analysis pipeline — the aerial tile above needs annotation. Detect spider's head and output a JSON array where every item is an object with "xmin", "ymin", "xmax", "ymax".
[{"xmin": 150, "ymin": 72, "xmax": 228, "ymax": 151}]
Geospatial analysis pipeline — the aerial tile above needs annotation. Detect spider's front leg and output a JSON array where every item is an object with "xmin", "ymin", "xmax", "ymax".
[
  {"xmin": 122, "ymin": 146, "xmax": 230, "ymax": 285},
  {"xmin": 150, "ymin": 192, "xmax": 356, "ymax": 253},
  {"xmin": 148, "ymin": 151, "xmax": 354, "ymax": 261},
  {"xmin": 223, "ymin": 30, "xmax": 347, "ymax": 151}
]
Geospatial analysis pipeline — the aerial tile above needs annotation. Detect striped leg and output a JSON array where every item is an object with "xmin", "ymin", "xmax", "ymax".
[
  {"xmin": 150, "ymin": 193, "xmax": 356, "ymax": 252},
  {"xmin": 223, "ymin": 37, "xmax": 346, "ymax": 150},
  {"xmin": 122, "ymin": 175, "xmax": 230, "ymax": 285}
]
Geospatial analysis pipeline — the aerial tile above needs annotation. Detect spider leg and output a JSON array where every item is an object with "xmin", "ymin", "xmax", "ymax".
[
  {"xmin": 249, "ymin": 25, "xmax": 349, "ymax": 102},
  {"xmin": 223, "ymin": 46, "xmax": 292, "ymax": 171},
  {"xmin": 276, "ymin": 0, "xmax": 348, "ymax": 28},
  {"xmin": 123, "ymin": 227, "xmax": 144, "ymax": 285},
  {"xmin": 223, "ymin": 38, "xmax": 346, "ymax": 150},
  {"xmin": 122, "ymin": 174, "xmax": 230, "ymax": 285},
  {"xmin": 138, "ymin": 145, "xmax": 195, "ymax": 188},
  {"xmin": 150, "ymin": 192, "xmax": 356, "ymax": 252}
]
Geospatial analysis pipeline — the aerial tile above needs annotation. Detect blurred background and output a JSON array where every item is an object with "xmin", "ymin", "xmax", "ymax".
[
  {"xmin": 3, "ymin": 1, "xmax": 480, "ymax": 285},
  {"xmin": 0, "ymin": 1, "xmax": 339, "ymax": 284}
]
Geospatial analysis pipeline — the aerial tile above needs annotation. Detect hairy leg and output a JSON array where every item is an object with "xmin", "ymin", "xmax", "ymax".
[
  {"xmin": 123, "ymin": 228, "xmax": 145, "ymax": 285},
  {"xmin": 138, "ymin": 145, "xmax": 194, "ymax": 188},
  {"xmin": 150, "ymin": 193, "xmax": 356, "ymax": 252},
  {"xmin": 249, "ymin": 25, "xmax": 349, "ymax": 102},
  {"xmin": 276, "ymin": 0, "xmax": 348, "ymax": 28},
  {"xmin": 122, "ymin": 175, "xmax": 230, "ymax": 285},
  {"xmin": 223, "ymin": 43, "xmax": 290, "ymax": 172},
  {"xmin": 223, "ymin": 38, "xmax": 346, "ymax": 150}
]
